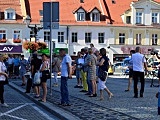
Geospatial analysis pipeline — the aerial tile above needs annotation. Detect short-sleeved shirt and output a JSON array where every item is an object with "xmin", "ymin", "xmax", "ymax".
[
  {"xmin": 8, "ymin": 57, "xmax": 14, "ymax": 65},
  {"xmin": 20, "ymin": 59, "xmax": 28, "ymax": 71},
  {"xmin": 132, "ymin": 53, "xmax": 146, "ymax": 72},
  {"xmin": 13, "ymin": 58, "xmax": 20, "ymax": 66},
  {"xmin": 31, "ymin": 58, "xmax": 42, "ymax": 76},
  {"xmin": 61, "ymin": 54, "xmax": 72, "ymax": 77}
]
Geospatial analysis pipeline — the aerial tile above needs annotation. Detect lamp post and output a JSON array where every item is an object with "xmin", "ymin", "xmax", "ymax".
[{"xmin": 25, "ymin": 15, "xmax": 43, "ymax": 42}]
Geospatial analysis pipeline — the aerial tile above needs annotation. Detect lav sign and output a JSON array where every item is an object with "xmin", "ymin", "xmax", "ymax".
[
  {"xmin": 0, "ymin": 45, "xmax": 22, "ymax": 53},
  {"xmin": 0, "ymin": 47, "xmax": 13, "ymax": 52}
]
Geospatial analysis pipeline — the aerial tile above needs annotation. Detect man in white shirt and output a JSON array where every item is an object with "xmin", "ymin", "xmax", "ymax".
[
  {"xmin": 132, "ymin": 47, "xmax": 147, "ymax": 98},
  {"xmin": 59, "ymin": 48, "xmax": 72, "ymax": 106}
]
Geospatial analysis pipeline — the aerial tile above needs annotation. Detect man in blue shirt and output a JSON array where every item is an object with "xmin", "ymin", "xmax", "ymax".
[
  {"xmin": 13, "ymin": 55, "xmax": 20, "ymax": 78},
  {"xmin": 20, "ymin": 55, "xmax": 28, "ymax": 86},
  {"xmin": 59, "ymin": 48, "xmax": 72, "ymax": 106}
]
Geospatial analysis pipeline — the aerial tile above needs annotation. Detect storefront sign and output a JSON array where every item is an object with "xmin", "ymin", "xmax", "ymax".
[{"xmin": 0, "ymin": 45, "xmax": 22, "ymax": 53}]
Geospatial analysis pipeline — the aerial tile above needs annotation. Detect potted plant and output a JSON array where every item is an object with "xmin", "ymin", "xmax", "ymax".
[
  {"xmin": 13, "ymin": 38, "xmax": 21, "ymax": 43},
  {"xmin": 0, "ymin": 39, "xmax": 7, "ymax": 43}
]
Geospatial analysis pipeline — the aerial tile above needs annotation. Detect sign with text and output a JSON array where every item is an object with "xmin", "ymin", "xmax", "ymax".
[{"xmin": 0, "ymin": 45, "xmax": 22, "ymax": 53}]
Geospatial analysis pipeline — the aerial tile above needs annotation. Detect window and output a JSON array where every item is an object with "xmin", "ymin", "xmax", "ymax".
[
  {"xmin": 0, "ymin": 30, "xmax": 6, "ymax": 39},
  {"xmin": 58, "ymin": 32, "xmax": 64, "ymax": 43},
  {"xmin": 72, "ymin": 32, "xmax": 78, "ymax": 43},
  {"xmin": 92, "ymin": 13, "xmax": 100, "ymax": 22},
  {"xmin": 112, "ymin": 0, "xmax": 116, "ymax": 4},
  {"xmin": 126, "ymin": 16, "xmax": 131, "ymax": 24},
  {"xmin": 136, "ymin": 34, "xmax": 142, "ymax": 45},
  {"xmin": 85, "ymin": 33, "xmax": 91, "ymax": 43},
  {"xmin": 77, "ymin": 12, "xmax": 85, "ymax": 21},
  {"xmin": 13, "ymin": 30, "xmax": 20, "ymax": 39},
  {"xmin": 152, "ymin": 34, "xmax": 158, "ymax": 45},
  {"xmin": 136, "ymin": 12, "xmax": 142, "ymax": 24},
  {"xmin": 39, "ymin": 10, "xmax": 43, "ymax": 16},
  {"xmin": 30, "ymin": 31, "xmax": 34, "ymax": 38},
  {"xmin": 119, "ymin": 33, "xmax": 125, "ymax": 44},
  {"xmin": 152, "ymin": 13, "xmax": 158, "ymax": 24},
  {"xmin": 44, "ymin": 31, "xmax": 50, "ymax": 42},
  {"xmin": 98, "ymin": 33, "xmax": 104, "ymax": 43},
  {"xmin": 7, "ymin": 12, "xmax": 14, "ymax": 19}
]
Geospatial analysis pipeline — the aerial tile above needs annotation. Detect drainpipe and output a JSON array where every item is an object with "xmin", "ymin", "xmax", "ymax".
[{"xmin": 66, "ymin": 26, "xmax": 69, "ymax": 54}]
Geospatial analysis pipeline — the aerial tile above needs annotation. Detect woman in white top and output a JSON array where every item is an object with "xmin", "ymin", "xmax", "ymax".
[{"xmin": 0, "ymin": 55, "xmax": 9, "ymax": 107}]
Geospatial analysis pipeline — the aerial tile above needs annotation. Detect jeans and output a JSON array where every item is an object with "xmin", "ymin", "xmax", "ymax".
[
  {"xmin": 87, "ymin": 73, "xmax": 93, "ymax": 94},
  {"xmin": 133, "ymin": 71, "xmax": 145, "ymax": 96},
  {"xmin": 0, "ymin": 82, "xmax": 4, "ymax": 104},
  {"xmin": 53, "ymin": 72, "xmax": 58, "ymax": 84},
  {"xmin": 61, "ymin": 76, "xmax": 69, "ymax": 104}
]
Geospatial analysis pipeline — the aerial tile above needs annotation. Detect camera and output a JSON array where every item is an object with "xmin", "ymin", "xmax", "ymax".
[{"xmin": 150, "ymin": 48, "xmax": 159, "ymax": 55}]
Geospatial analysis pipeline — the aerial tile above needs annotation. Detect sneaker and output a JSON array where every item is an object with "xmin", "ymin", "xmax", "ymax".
[{"xmin": 1, "ymin": 103, "xmax": 9, "ymax": 107}]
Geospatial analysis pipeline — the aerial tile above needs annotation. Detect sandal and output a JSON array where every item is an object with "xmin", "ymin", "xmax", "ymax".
[{"xmin": 38, "ymin": 99, "xmax": 46, "ymax": 102}]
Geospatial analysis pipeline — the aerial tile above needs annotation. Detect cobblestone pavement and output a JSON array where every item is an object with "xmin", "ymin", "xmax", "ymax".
[
  {"xmin": 10, "ymin": 75, "xmax": 160, "ymax": 120},
  {"xmin": 0, "ymin": 85, "xmax": 59, "ymax": 120}
]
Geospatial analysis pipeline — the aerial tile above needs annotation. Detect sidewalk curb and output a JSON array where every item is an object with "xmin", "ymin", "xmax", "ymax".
[{"xmin": 8, "ymin": 82, "xmax": 81, "ymax": 120}]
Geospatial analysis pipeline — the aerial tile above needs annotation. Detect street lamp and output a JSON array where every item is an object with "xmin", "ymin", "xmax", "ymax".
[{"xmin": 25, "ymin": 15, "xmax": 43, "ymax": 42}]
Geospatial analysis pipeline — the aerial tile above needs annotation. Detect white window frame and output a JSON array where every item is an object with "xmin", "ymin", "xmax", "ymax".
[
  {"xmin": 85, "ymin": 32, "xmax": 92, "ymax": 43},
  {"xmin": 13, "ymin": 30, "xmax": 21, "ymax": 39},
  {"xmin": 58, "ymin": 32, "xmax": 64, "ymax": 43},
  {"xmin": 77, "ymin": 12, "xmax": 85, "ymax": 21},
  {"xmin": 44, "ymin": 31, "xmax": 50, "ymax": 42},
  {"xmin": 92, "ymin": 12, "xmax": 100, "ymax": 22},
  {"xmin": 0, "ymin": 30, "xmax": 6, "ymax": 39},
  {"xmin": 152, "ymin": 34, "xmax": 158, "ymax": 45},
  {"xmin": 136, "ymin": 12, "xmax": 142, "ymax": 24},
  {"xmin": 152, "ymin": 12, "xmax": 158, "ymax": 24},
  {"xmin": 71, "ymin": 32, "xmax": 78, "ymax": 43},
  {"xmin": 119, "ymin": 33, "xmax": 125, "ymax": 44},
  {"xmin": 4, "ymin": 8, "xmax": 16, "ymax": 20},
  {"xmin": 136, "ymin": 34, "xmax": 142, "ymax": 45},
  {"xmin": 98, "ymin": 33, "xmax": 104, "ymax": 43}
]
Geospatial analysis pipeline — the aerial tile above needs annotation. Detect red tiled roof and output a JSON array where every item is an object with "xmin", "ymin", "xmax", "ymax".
[
  {"xmin": 0, "ymin": 0, "xmax": 24, "ymax": 23},
  {"xmin": 27, "ymin": 0, "xmax": 160, "ymax": 26}
]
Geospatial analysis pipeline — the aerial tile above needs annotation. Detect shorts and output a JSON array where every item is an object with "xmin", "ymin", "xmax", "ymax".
[
  {"xmin": 41, "ymin": 77, "xmax": 48, "ymax": 83},
  {"xmin": 76, "ymin": 70, "xmax": 81, "ymax": 79},
  {"xmin": 98, "ymin": 78, "xmax": 107, "ymax": 90},
  {"xmin": 129, "ymin": 69, "xmax": 133, "ymax": 78},
  {"xmin": 20, "ymin": 70, "xmax": 26, "ymax": 77}
]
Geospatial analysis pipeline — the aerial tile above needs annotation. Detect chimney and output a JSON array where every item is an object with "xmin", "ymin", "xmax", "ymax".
[
  {"xmin": 112, "ymin": 0, "xmax": 116, "ymax": 4},
  {"xmin": 80, "ymin": 0, "xmax": 84, "ymax": 3}
]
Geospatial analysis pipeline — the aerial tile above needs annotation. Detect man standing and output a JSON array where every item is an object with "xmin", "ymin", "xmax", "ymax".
[
  {"xmin": 59, "ymin": 48, "xmax": 72, "ymax": 106},
  {"xmin": 19, "ymin": 55, "xmax": 28, "ymax": 86},
  {"xmin": 13, "ymin": 55, "xmax": 20, "ymax": 79},
  {"xmin": 7, "ymin": 55, "xmax": 14, "ymax": 78},
  {"xmin": 132, "ymin": 47, "xmax": 147, "ymax": 98}
]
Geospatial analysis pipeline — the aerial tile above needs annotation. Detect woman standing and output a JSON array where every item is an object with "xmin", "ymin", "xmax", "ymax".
[
  {"xmin": 97, "ymin": 48, "xmax": 113, "ymax": 100},
  {"xmin": 87, "ymin": 48, "xmax": 97, "ymax": 97},
  {"xmin": 0, "ymin": 55, "xmax": 9, "ymax": 107},
  {"xmin": 39, "ymin": 54, "xmax": 49, "ymax": 102}
]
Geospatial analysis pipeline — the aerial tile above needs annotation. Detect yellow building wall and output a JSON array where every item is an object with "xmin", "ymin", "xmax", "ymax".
[
  {"xmin": 133, "ymin": 30, "xmax": 145, "ymax": 45},
  {"xmin": 148, "ymin": 30, "xmax": 160, "ymax": 45}
]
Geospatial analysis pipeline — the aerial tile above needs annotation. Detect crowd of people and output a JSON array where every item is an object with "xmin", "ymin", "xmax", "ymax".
[{"xmin": 0, "ymin": 45, "xmax": 154, "ymax": 107}]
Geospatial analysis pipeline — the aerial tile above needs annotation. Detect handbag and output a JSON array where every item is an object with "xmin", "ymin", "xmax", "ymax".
[
  {"xmin": 3, "ymin": 77, "xmax": 9, "ymax": 85},
  {"xmin": 42, "ymin": 70, "xmax": 51, "ymax": 79},
  {"xmin": 98, "ymin": 68, "xmax": 107, "ymax": 81},
  {"xmin": 34, "ymin": 71, "xmax": 41, "ymax": 84}
]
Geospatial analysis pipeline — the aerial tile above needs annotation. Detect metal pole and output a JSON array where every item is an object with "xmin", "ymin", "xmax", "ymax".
[{"xmin": 49, "ymin": 1, "xmax": 53, "ymax": 96}]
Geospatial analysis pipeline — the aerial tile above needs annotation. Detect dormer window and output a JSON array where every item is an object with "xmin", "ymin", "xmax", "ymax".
[
  {"xmin": 77, "ymin": 12, "xmax": 85, "ymax": 21},
  {"xmin": 92, "ymin": 13, "xmax": 100, "ymax": 22},
  {"xmin": 73, "ymin": 6, "xmax": 86, "ymax": 21},
  {"xmin": 4, "ymin": 8, "xmax": 16, "ymax": 20},
  {"xmin": 89, "ymin": 7, "xmax": 101, "ymax": 22}
]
